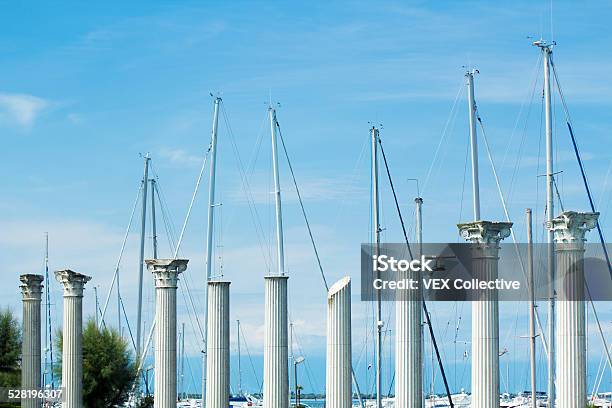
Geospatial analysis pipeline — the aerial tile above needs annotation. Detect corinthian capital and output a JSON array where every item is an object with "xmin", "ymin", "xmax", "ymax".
[
  {"xmin": 458, "ymin": 220, "xmax": 513, "ymax": 245},
  {"xmin": 546, "ymin": 211, "xmax": 599, "ymax": 243}
]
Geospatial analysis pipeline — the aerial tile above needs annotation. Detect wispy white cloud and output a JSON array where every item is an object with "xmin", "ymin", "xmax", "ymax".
[
  {"xmin": 158, "ymin": 147, "xmax": 204, "ymax": 167},
  {"xmin": 0, "ymin": 93, "xmax": 48, "ymax": 128}
]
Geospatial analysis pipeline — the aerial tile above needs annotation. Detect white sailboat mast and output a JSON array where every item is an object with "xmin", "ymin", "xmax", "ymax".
[
  {"xmin": 466, "ymin": 69, "xmax": 481, "ymax": 220},
  {"xmin": 136, "ymin": 153, "xmax": 150, "ymax": 358},
  {"xmin": 535, "ymin": 39, "xmax": 556, "ymax": 405},
  {"xmin": 270, "ymin": 107, "xmax": 286, "ymax": 275},
  {"xmin": 202, "ymin": 96, "xmax": 222, "ymax": 403},
  {"xmin": 371, "ymin": 126, "xmax": 383, "ymax": 408},
  {"xmin": 527, "ymin": 208, "xmax": 537, "ymax": 408}
]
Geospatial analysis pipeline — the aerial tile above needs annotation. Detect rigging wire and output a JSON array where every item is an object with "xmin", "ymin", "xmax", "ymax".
[
  {"xmin": 220, "ymin": 104, "xmax": 273, "ymax": 271},
  {"xmin": 275, "ymin": 119, "xmax": 328, "ymax": 290},
  {"xmin": 100, "ymin": 181, "xmax": 143, "ymax": 327},
  {"xmin": 550, "ymin": 58, "xmax": 612, "ymax": 279},
  {"xmin": 476, "ymin": 112, "xmax": 550, "ymax": 356},
  {"xmin": 377, "ymin": 136, "xmax": 455, "ymax": 407},
  {"xmin": 549, "ymin": 58, "xmax": 612, "ymax": 377},
  {"xmin": 238, "ymin": 322, "xmax": 263, "ymax": 393},
  {"xmin": 173, "ymin": 146, "xmax": 211, "ymax": 258},
  {"xmin": 422, "ymin": 81, "xmax": 465, "ymax": 196}
]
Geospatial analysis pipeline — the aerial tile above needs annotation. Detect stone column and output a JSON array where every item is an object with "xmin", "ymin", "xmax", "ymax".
[
  {"xmin": 55, "ymin": 270, "xmax": 91, "ymax": 408},
  {"xmin": 458, "ymin": 221, "xmax": 512, "ymax": 408},
  {"xmin": 20, "ymin": 274, "xmax": 44, "ymax": 408},
  {"xmin": 326, "ymin": 277, "xmax": 352, "ymax": 408},
  {"xmin": 205, "ymin": 281, "xmax": 230, "ymax": 408},
  {"xmin": 395, "ymin": 266, "xmax": 422, "ymax": 407},
  {"xmin": 547, "ymin": 211, "xmax": 598, "ymax": 408},
  {"xmin": 264, "ymin": 275, "xmax": 288, "ymax": 408},
  {"xmin": 146, "ymin": 259, "xmax": 188, "ymax": 408}
]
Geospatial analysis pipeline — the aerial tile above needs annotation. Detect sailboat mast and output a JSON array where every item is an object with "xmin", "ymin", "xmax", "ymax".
[
  {"xmin": 270, "ymin": 107, "xmax": 286, "ymax": 275},
  {"xmin": 527, "ymin": 209, "xmax": 537, "ymax": 408},
  {"xmin": 136, "ymin": 153, "xmax": 150, "ymax": 358},
  {"xmin": 151, "ymin": 179, "xmax": 158, "ymax": 259},
  {"xmin": 466, "ymin": 70, "xmax": 481, "ymax": 220},
  {"xmin": 43, "ymin": 232, "xmax": 54, "ymax": 388},
  {"xmin": 264, "ymin": 106, "xmax": 289, "ymax": 408},
  {"xmin": 371, "ymin": 126, "xmax": 383, "ymax": 408},
  {"xmin": 536, "ymin": 40, "xmax": 556, "ymax": 405},
  {"xmin": 180, "ymin": 322, "xmax": 185, "ymax": 400},
  {"xmin": 203, "ymin": 96, "xmax": 222, "ymax": 402},
  {"xmin": 237, "ymin": 320, "xmax": 242, "ymax": 396}
]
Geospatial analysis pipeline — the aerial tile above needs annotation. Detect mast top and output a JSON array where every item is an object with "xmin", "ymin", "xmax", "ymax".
[
  {"xmin": 464, "ymin": 68, "xmax": 479, "ymax": 78},
  {"xmin": 533, "ymin": 39, "xmax": 556, "ymax": 50}
]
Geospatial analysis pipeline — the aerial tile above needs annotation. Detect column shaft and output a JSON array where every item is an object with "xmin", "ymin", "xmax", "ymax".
[
  {"xmin": 147, "ymin": 259, "xmax": 188, "ymax": 408},
  {"xmin": 326, "ymin": 277, "xmax": 352, "ymax": 408},
  {"xmin": 205, "ymin": 281, "xmax": 230, "ymax": 408},
  {"xmin": 55, "ymin": 270, "xmax": 90, "ymax": 408},
  {"xmin": 395, "ymin": 270, "xmax": 422, "ymax": 407},
  {"xmin": 471, "ymin": 247, "xmax": 500, "ymax": 408},
  {"xmin": 264, "ymin": 276, "xmax": 288, "ymax": 408},
  {"xmin": 21, "ymin": 274, "xmax": 43, "ymax": 408},
  {"xmin": 155, "ymin": 285, "xmax": 177, "ymax": 408},
  {"xmin": 63, "ymin": 296, "xmax": 83, "ymax": 408},
  {"xmin": 555, "ymin": 244, "xmax": 586, "ymax": 408},
  {"xmin": 547, "ymin": 211, "xmax": 598, "ymax": 408},
  {"xmin": 458, "ymin": 221, "xmax": 511, "ymax": 408}
]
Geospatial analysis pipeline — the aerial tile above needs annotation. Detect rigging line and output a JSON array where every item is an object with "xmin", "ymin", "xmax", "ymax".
[
  {"xmin": 550, "ymin": 59, "xmax": 612, "ymax": 279},
  {"xmin": 291, "ymin": 324, "xmax": 322, "ymax": 393},
  {"xmin": 422, "ymin": 80, "xmax": 465, "ymax": 196},
  {"xmin": 238, "ymin": 322, "xmax": 262, "ymax": 393},
  {"xmin": 458, "ymin": 129, "xmax": 470, "ymax": 230},
  {"xmin": 597, "ymin": 159, "xmax": 612, "ymax": 211},
  {"xmin": 179, "ymin": 284, "xmax": 205, "ymax": 348},
  {"xmin": 220, "ymin": 104, "xmax": 273, "ymax": 271},
  {"xmin": 377, "ymin": 136, "xmax": 455, "ymax": 407},
  {"xmin": 550, "ymin": 63, "xmax": 612, "ymax": 374},
  {"xmin": 476, "ymin": 113, "xmax": 550, "ymax": 355},
  {"xmin": 507, "ymin": 58, "xmax": 542, "ymax": 204},
  {"xmin": 585, "ymin": 279, "xmax": 612, "ymax": 382},
  {"xmin": 275, "ymin": 120, "xmax": 328, "ymax": 290},
  {"xmin": 151, "ymin": 173, "xmax": 205, "ymax": 343},
  {"xmin": 552, "ymin": 177, "xmax": 565, "ymax": 212},
  {"xmin": 501, "ymin": 53, "xmax": 542, "ymax": 170},
  {"xmin": 119, "ymin": 295, "xmax": 137, "ymax": 351},
  {"xmin": 174, "ymin": 146, "xmax": 211, "ymax": 258},
  {"xmin": 150, "ymin": 167, "xmax": 179, "ymax": 252},
  {"xmin": 100, "ymin": 181, "xmax": 143, "ymax": 327},
  {"xmin": 276, "ymin": 121, "xmax": 365, "ymax": 407}
]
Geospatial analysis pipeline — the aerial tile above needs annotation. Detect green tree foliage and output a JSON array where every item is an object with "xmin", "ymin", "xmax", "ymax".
[
  {"xmin": 56, "ymin": 318, "xmax": 138, "ymax": 407},
  {"xmin": 0, "ymin": 308, "xmax": 21, "ymax": 388}
]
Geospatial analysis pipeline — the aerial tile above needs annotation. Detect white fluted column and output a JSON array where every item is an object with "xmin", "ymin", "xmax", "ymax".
[
  {"xmin": 264, "ymin": 275, "xmax": 288, "ymax": 408},
  {"xmin": 20, "ymin": 274, "xmax": 44, "ymax": 408},
  {"xmin": 147, "ymin": 259, "xmax": 189, "ymax": 408},
  {"xmin": 395, "ymin": 268, "xmax": 422, "ymax": 407},
  {"xmin": 55, "ymin": 270, "xmax": 91, "ymax": 408},
  {"xmin": 547, "ymin": 211, "xmax": 598, "ymax": 408},
  {"xmin": 326, "ymin": 277, "xmax": 352, "ymax": 408},
  {"xmin": 458, "ymin": 221, "xmax": 512, "ymax": 408},
  {"xmin": 205, "ymin": 281, "xmax": 230, "ymax": 408}
]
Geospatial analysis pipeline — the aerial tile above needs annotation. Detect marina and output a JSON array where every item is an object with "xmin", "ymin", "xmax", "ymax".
[{"xmin": 2, "ymin": 2, "xmax": 612, "ymax": 408}]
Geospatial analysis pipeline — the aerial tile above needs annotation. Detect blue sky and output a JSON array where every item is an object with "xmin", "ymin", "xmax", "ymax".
[{"xmin": 1, "ymin": 0, "xmax": 611, "ymax": 396}]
